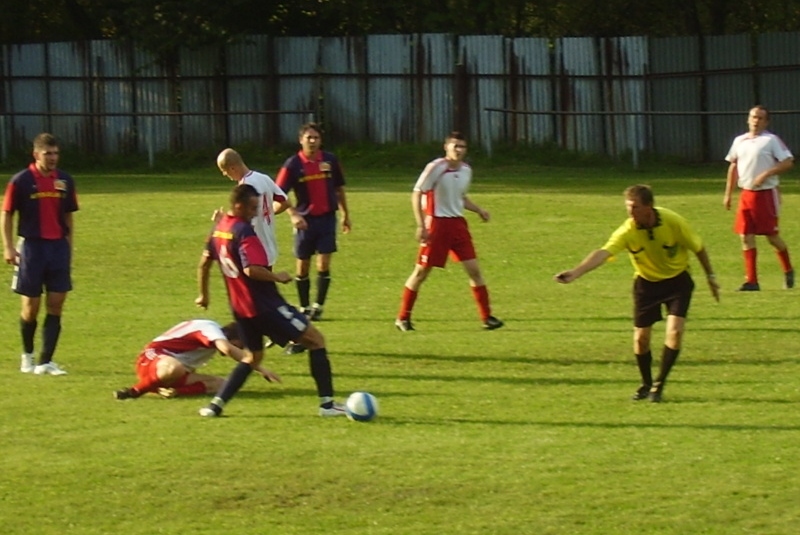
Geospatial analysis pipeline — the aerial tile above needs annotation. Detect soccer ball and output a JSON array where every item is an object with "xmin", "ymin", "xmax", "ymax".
[{"xmin": 345, "ymin": 391, "xmax": 379, "ymax": 422}]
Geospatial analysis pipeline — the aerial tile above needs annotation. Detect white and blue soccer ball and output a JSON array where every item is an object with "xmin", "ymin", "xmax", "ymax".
[{"xmin": 345, "ymin": 391, "xmax": 379, "ymax": 422}]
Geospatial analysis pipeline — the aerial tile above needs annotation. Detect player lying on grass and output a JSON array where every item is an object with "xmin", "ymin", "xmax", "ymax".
[{"xmin": 113, "ymin": 319, "xmax": 281, "ymax": 400}]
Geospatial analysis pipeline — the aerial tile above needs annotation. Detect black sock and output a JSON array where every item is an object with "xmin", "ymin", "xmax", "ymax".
[
  {"xmin": 214, "ymin": 362, "xmax": 254, "ymax": 404},
  {"xmin": 20, "ymin": 318, "xmax": 37, "ymax": 354},
  {"xmin": 296, "ymin": 276, "xmax": 311, "ymax": 308},
  {"xmin": 40, "ymin": 314, "xmax": 62, "ymax": 364},
  {"xmin": 655, "ymin": 346, "xmax": 680, "ymax": 386},
  {"xmin": 316, "ymin": 270, "xmax": 331, "ymax": 306},
  {"xmin": 309, "ymin": 348, "xmax": 334, "ymax": 398},
  {"xmin": 635, "ymin": 351, "xmax": 653, "ymax": 386}
]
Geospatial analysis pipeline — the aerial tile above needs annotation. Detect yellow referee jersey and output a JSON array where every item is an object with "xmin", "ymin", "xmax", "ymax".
[{"xmin": 601, "ymin": 207, "xmax": 703, "ymax": 282}]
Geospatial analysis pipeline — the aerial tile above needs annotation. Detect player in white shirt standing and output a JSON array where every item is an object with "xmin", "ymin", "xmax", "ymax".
[
  {"xmin": 395, "ymin": 131, "xmax": 503, "ymax": 332},
  {"xmin": 724, "ymin": 105, "xmax": 795, "ymax": 291},
  {"xmin": 113, "ymin": 319, "xmax": 281, "ymax": 400}
]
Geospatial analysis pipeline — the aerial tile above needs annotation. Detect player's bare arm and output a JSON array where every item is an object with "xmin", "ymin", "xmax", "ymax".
[
  {"xmin": 1, "ymin": 211, "xmax": 18, "ymax": 265},
  {"xmin": 463, "ymin": 196, "xmax": 490, "ymax": 222},
  {"xmin": 694, "ymin": 248, "xmax": 720, "ymax": 302},
  {"xmin": 723, "ymin": 162, "xmax": 738, "ymax": 210},
  {"xmin": 336, "ymin": 186, "xmax": 351, "ymax": 233},
  {"xmin": 215, "ymin": 338, "xmax": 283, "ymax": 383},
  {"xmin": 243, "ymin": 265, "xmax": 292, "ymax": 284},
  {"xmin": 753, "ymin": 157, "xmax": 794, "ymax": 188},
  {"xmin": 410, "ymin": 190, "xmax": 428, "ymax": 241},
  {"xmin": 274, "ymin": 199, "xmax": 308, "ymax": 230},
  {"xmin": 195, "ymin": 252, "xmax": 213, "ymax": 308},
  {"xmin": 555, "ymin": 249, "xmax": 612, "ymax": 283}
]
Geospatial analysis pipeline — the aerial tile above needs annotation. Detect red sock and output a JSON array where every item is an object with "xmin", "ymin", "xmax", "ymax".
[
  {"xmin": 744, "ymin": 248, "xmax": 758, "ymax": 283},
  {"xmin": 777, "ymin": 248, "xmax": 793, "ymax": 273},
  {"xmin": 398, "ymin": 287, "xmax": 418, "ymax": 320},
  {"xmin": 132, "ymin": 377, "xmax": 163, "ymax": 395},
  {"xmin": 173, "ymin": 382, "xmax": 208, "ymax": 396},
  {"xmin": 471, "ymin": 285, "xmax": 491, "ymax": 321}
]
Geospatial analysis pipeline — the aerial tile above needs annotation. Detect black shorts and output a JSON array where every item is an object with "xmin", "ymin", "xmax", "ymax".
[
  {"xmin": 293, "ymin": 212, "xmax": 337, "ymax": 259},
  {"xmin": 632, "ymin": 271, "xmax": 694, "ymax": 328},
  {"xmin": 235, "ymin": 303, "xmax": 310, "ymax": 352}
]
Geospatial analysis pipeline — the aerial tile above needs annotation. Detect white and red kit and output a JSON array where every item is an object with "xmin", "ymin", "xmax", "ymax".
[
  {"xmin": 414, "ymin": 157, "xmax": 472, "ymax": 219},
  {"xmin": 240, "ymin": 170, "xmax": 287, "ymax": 267},
  {"xmin": 413, "ymin": 158, "xmax": 476, "ymax": 267},
  {"xmin": 140, "ymin": 319, "xmax": 228, "ymax": 371},
  {"xmin": 726, "ymin": 131, "xmax": 793, "ymax": 191}
]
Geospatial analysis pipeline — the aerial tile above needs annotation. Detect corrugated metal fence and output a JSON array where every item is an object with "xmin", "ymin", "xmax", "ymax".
[{"xmin": 2, "ymin": 33, "xmax": 800, "ymax": 162}]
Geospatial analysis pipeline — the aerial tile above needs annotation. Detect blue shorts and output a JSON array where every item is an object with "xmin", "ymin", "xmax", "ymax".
[
  {"xmin": 294, "ymin": 212, "xmax": 337, "ymax": 259},
  {"xmin": 236, "ymin": 303, "xmax": 310, "ymax": 352},
  {"xmin": 12, "ymin": 238, "xmax": 72, "ymax": 297}
]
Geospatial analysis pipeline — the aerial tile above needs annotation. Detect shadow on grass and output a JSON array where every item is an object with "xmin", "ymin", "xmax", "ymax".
[
  {"xmin": 377, "ymin": 416, "xmax": 800, "ymax": 431},
  {"xmin": 339, "ymin": 350, "xmax": 799, "ymax": 367}
]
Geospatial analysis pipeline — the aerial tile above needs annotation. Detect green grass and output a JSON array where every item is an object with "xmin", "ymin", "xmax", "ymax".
[{"xmin": 1, "ymin": 158, "xmax": 799, "ymax": 534}]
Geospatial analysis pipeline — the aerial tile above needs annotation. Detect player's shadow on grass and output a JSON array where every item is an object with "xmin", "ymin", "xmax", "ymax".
[
  {"xmin": 342, "ymin": 350, "xmax": 626, "ymax": 366},
  {"xmin": 342, "ymin": 350, "xmax": 798, "ymax": 367},
  {"xmin": 341, "ymin": 370, "xmax": 629, "ymax": 386}
]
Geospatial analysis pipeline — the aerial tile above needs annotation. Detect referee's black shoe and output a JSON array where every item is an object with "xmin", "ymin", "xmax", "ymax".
[{"xmin": 631, "ymin": 385, "xmax": 651, "ymax": 401}]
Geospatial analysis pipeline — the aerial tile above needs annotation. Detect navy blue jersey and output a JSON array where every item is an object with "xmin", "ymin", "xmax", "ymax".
[
  {"xmin": 3, "ymin": 164, "xmax": 79, "ymax": 240},
  {"xmin": 276, "ymin": 150, "xmax": 344, "ymax": 216},
  {"xmin": 205, "ymin": 214, "xmax": 285, "ymax": 318}
]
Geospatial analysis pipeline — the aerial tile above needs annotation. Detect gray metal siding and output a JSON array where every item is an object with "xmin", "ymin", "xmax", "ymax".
[
  {"xmin": 3, "ymin": 32, "xmax": 800, "ymax": 161},
  {"xmin": 648, "ymin": 36, "xmax": 703, "ymax": 160}
]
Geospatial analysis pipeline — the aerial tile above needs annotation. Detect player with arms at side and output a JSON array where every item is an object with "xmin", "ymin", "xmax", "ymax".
[
  {"xmin": 113, "ymin": 319, "xmax": 281, "ymax": 400},
  {"xmin": 724, "ymin": 105, "xmax": 795, "ymax": 291},
  {"xmin": 555, "ymin": 185, "xmax": 719, "ymax": 402},
  {"xmin": 275, "ymin": 122, "xmax": 351, "ymax": 321},
  {"xmin": 2, "ymin": 133, "xmax": 79, "ymax": 375},
  {"xmin": 195, "ymin": 184, "xmax": 346, "ymax": 417},
  {"xmin": 395, "ymin": 131, "xmax": 503, "ymax": 332}
]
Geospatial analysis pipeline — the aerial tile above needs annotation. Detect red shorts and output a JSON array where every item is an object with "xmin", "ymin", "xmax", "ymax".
[
  {"xmin": 417, "ymin": 216, "xmax": 476, "ymax": 268},
  {"xmin": 735, "ymin": 188, "xmax": 781, "ymax": 236},
  {"xmin": 135, "ymin": 349, "xmax": 189, "ymax": 387}
]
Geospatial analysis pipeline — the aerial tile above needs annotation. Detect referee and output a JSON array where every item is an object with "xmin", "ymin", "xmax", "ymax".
[{"xmin": 555, "ymin": 185, "xmax": 719, "ymax": 402}]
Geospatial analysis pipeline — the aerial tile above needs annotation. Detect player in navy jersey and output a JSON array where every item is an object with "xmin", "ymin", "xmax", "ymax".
[
  {"xmin": 276, "ymin": 122, "xmax": 351, "ymax": 321},
  {"xmin": 2, "ymin": 133, "xmax": 78, "ymax": 376},
  {"xmin": 195, "ymin": 183, "xmax": 346, "ymax": 417}
]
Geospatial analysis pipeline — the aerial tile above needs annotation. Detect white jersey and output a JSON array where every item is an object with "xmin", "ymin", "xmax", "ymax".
[
  {"xmin": 414, "ymin": 158, "xmax": 472, "ymax": 218},
  {"xmin": 146, "ymin": 319, "xmax": 227, "ymax": 371},
  {"xmin": 240, "ymin": 171, "xmax": 288, "ymax": 266},
  {"xmin": 725, "ymin": 131, "xmax": 793, "ymax": 191}
]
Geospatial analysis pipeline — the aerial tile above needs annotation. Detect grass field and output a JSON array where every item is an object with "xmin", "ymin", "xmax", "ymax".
[{"xmin": 1, "ymin": 156, "xmax": 799, "ymax": 534}]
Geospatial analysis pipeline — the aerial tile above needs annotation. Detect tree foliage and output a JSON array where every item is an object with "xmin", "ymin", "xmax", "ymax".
[{"xmin": 3, "ymin": 0, "xmax": 800, "ymax": 53}]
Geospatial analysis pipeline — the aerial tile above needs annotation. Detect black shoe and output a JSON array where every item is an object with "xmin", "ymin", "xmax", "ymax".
[
  {"xmin": 648, "ymin": 383, "xmax": 663, "ymax": 403},
  {"xmin": 395, "ymin": 318, "xmax": 414, "ymax": 332},
  {"xmin": 737, "ymin": 282, "xmax": 760, "ymax": 291},
  {"xmin": 631, "ymin": 385, "xmax": 651, "ymax": 401},
  {"xmin": 483, "ymin": 316, "xmax": 504, "ymax": 330},
  {"xmin": 785, "ymin": 270, "xmax": 795, "ymax": 289},
  {"xmin": 114, "ymin": 388, "xmax": 139, "ymax": 400}
]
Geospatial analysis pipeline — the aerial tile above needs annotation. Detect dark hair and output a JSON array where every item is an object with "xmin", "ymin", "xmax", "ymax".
[
  {"xmin": 220, "ymin": 322, "xmax": 239, "ymax": 341},
  {"xmin": 445, "ymin": 130, "xmax": 466, "ymax": 143},
  {"xmin": 624, "ymin": 184, "xmax": 654, "ymax": 206},
  {"xmin": 299, "ymin": 122, "xmax": 323, "ymax": 136},
  {"xmin": 751, "ymin": 104, "xmax": 769, "ymax": 119},
  {"xmin": 33, "ymin": 133, "xmax": 59, "ymax": 151},
  {"xmin": 230, "ymin": 183, "xmax": 259, "ymax": 206}
]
